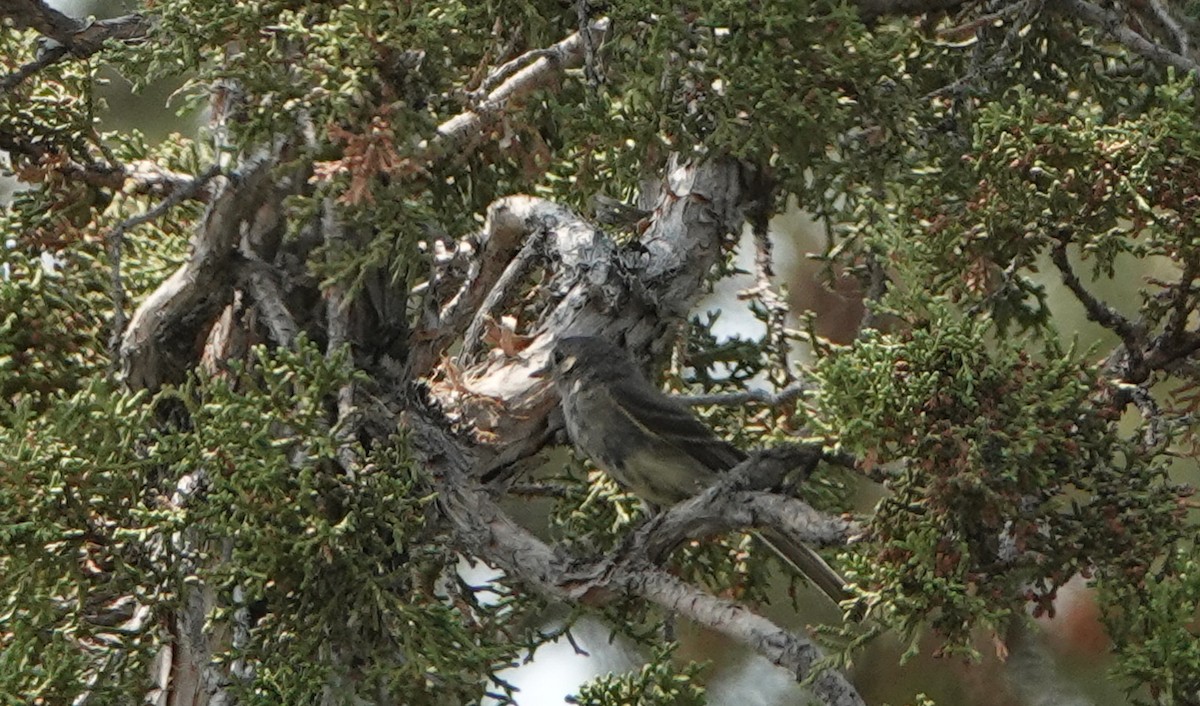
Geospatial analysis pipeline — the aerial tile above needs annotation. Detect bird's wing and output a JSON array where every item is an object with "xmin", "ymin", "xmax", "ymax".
[{"xmin": 609, "ymin": 377, "xmax": 747, "ymax": 472}]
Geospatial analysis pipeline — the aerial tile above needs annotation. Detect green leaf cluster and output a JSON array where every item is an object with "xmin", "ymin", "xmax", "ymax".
[
  {"xmin": 814, "ymin": 314, "xmax": 1188, "ymax": 661},
  {"xmin": 1099, "ymin": 545, "xmax": 1200, "ymax": 705},
  {"xmin": 569, "ymin": 645, "xmax": 707, "ymax": 706},
  {"xmin": 0, "ymin": 380, "xmax": 168, "ymax": 702},
  {"xmin": 157, "ymin": 341, "xmax": 521, "ymax": 704},
  {"xmin": 0, "ymin": 339, "xmax": 531, "ymax": 704}
]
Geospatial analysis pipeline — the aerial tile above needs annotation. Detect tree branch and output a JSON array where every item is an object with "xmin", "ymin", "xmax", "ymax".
[
  {"xmin": 408, "ymin": 409, "xmax": 866, "ymax": 706},
  {"xmin": 1050, "ymin": 243, "xmax": 1146, "ymax": 363},
  {"xmin": 635, "ymin": 447, "xmax": 858, "ymax": 563},
  {"xmin": 0, "ymin": 7, "xmax": 148, "ymax": 93},
  {"xmin": 238, "ymin": 261, "xmax": 299, "ymax": 348},
  {"xmin": 677, "ymin": 383, "xmax": 811, "ymax": 407},
  {"xmin": 426, "ymin": 157, "xmax": 755, "ymax": 480},
  {"xmin": 460, "ymin": 225, "xmax": 547, "ymax": 364},
  {"xmin": 119, "ymin": 159, "xmax": 281, "ymax": 390},
  {"xmin": 407, "ymin": 196, "xmax": 574, "ymax": 378},
  {"xmin": 1, "ymin": 0, "xmax": 86, "ymax": 43},
  {"xmin": 433, "ymin": 19, "xmax": 610, "ymax": 159},
  {"xmin": 105, "ymin": 164, "xmax": 221, "ymax": 365},
  {"xmin": 1049, "ymin": 0, "xmax": 1200, "ymax": 75}
]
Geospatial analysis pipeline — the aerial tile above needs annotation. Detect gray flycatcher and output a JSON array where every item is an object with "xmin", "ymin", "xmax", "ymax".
[{"xmin": 534, "ymin": 335, "xmax": 849, "ymax": 608}]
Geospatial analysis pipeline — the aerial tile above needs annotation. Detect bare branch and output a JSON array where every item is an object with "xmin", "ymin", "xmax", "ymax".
[
  {"xmin": 58, "ymin": 13, "xmax": 149, "ymax": 55},
  {"xmin": 506, "ymin": 482, "xmax": 574, "ymax": 499},
  {"xmin": 409, "ymin": 410, "xmax": 866, "ymax": 706},
  {"xmin": 1, "ymin": 0, "xmax": 85, "ymax": 43},
  {"xmin": 407, "ymin": 196, "xmax": 575, "ymax": 377},
  {"xmin": 471, "ymin": 49, "xmax": 559, "ymax": 99},
  {"xmin": 322, "ymin": 198, "xmax": 363, "ymax": 476},
  {"xmin": 239, "ymin": 263, "xmax": 299, "ymax": 348},
  {"xmin": 1143, "ymin": 0, "xmax": 1191, "ymax": 56},
  {"xmin": 460, "ymin": 227, "xmax": 546, "ymax": 363},
  {"xmin": 105, "ymin": 165, "xmax": 221, "ymax": 365},
  {"xmin": 1050, "ymin": 243, "xmax": 1145, "ymax": 351},
  {"xmin": 1144, "ymin": 330, "xmax": 1200, "ymax": 376},
  {"xmin": 428, "ymin": 157, "xmax": 756, "ymax": 480},
  {"xmin": 739, "ymin": 209, "xmax": 796, "ymax": 385},
  {"xmin": 1053, "ymin": 245, "xmax": 1200, "ymax": 384},
  {"xmin": 858, "ymin": 249, "xmax": 888, "ymax": 335},
  {"xmin": 1164, "ymin": 255, "xmax": 1199, "ymax": 347},
  {"xmin": 1050, "ymin": 0, "xmax": 1200, "ymax": 75},
  {"xmin": 0, "ymin": 9, "xmax": 148, "ymax": 93},
  {"xmin": 575, "ymin": 0, "xmax": 605, "ymax": 86},
  {"xmin": 433, "ymin": 19, "xmax": 610, "ymax": 159},
  {"xmin": 1, "ymin": 44, "xmax": 67, "ymax": 94},
  {"xmin": 639, "ymin": 481, "xmax": 858, "ymax": 565},
  {"xmin": 120, "ymin": 160, "xmax": 280, "ymax": 391}
]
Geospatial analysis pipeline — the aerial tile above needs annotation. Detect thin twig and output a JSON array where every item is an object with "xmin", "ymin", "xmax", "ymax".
[
  {"xmin": 858, "ymin": 249, "xmax": 888, "ymax": 335},
  {"xmin": 472, "ymin": 49, "xmax": 558, "ymax": 99},
  {"xmin": 576, "ymin": 0, "xmax": 604, "ymax": 86},
  {"xmin": 1127, "ymin": 383, "xmax": 1171, "ymax": 453},
  {"xmin": 927, "ymin": 0, "xmax": 1046, "ymax": 99},
  {"xmin": 1164, "ymin": 256, "xmax": 1199, "ymax": 347},
  {"xmin": 1050, "ymin": 243, "xmax": 1144, "ymax": 347},
  {"xmin": 506, "ymin": 482, "xmax": 574, "ymax": 498},
  {"xmin": 937, "ymin": 2, "xmax": 1040, "ymax": 41},
  {"xmin": 535, "ymin": 623, "xmax": 591, "ymax": 657},
  {"xmin": 1, "ymin": 0, "xmax": 83, "ymax": 42},
  {"xmin": 436, "ymin": 19, "xmax": 610, "ymax": 157},
  {"xmin": 240, "ymin": 263, "xmax": 299, "ymax": 348},
  {"xmin": 1144, "ymin": 331, "xmax": 1200, "ymax": 375},
  {"xmin": 677, "ymin": 383, "xmax": 810, "ymax": 407},
  {"xmin": 1145, "ymin": 0, "xmax": 1190, "ymax": 56},
  {"xmin": 105, "ymin": 165, "xmax": 221, "ymax": 367},
  {"xmin": 0, "ymin": 11, "xmax": 148, "ymax": 94},
  {"xmin": 562, "ymin": 626, "xmax": 590, "ymax": 657},
  {"xmin": 739, "ymin": 200, "xmax": 795, "ymax": 385}
]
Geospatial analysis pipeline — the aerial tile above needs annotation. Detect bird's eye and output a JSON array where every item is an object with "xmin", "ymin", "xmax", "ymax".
[{"xmin": 552, "ymin": 349, "xmax": 566, "ymax": 365}]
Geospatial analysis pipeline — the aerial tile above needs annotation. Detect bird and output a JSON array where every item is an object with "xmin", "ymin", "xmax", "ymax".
[{"xmin": 533, "ymin": 335, "xmax": 851, "ymax": 609}]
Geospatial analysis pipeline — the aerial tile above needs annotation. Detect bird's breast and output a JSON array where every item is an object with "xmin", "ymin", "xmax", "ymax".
[{"xmin": 560, "ymin": 380, "xmax": 715, "ymax": 506}]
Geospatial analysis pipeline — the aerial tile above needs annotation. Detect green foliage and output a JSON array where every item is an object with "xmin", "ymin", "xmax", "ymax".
[
  {"xmin": 157, "ymin": 341, "xmax": 521, "ymax": 704},
  {"xmin": 0, "ymin": 339, "xmax": 529, "ymax": 704},
  {"xmin": 1098, "ymin": 544, "xmax": 1200, "ymax": 705},
  {"xmin": 0, "ymin": 380, "xmax": 167, "ymax": 703},
  {"xmin": 0, "ymin": 250, "xmax": 105, "ymax": 403},
  {"xmin": 0, "ymin": 129, "xmax": 203, "ymax": 408},
  {"xmin": 967, "ymin": 78, "xmax": 1200, "ymax": 279},
  {"xmin": 0, "ymin": 28, "xmax": 98, "ymax": 163},
  {"xmin": 568, "ymin": 645, "xmax": 707, "ymax": 706},
  {"xmin": 600, "ymin": 0, "xmax": 889, "ymax": 201},
  {"xmin": 6, "ymin": 0, "xmax": 1200, "ymax": 700},
  {"xmin": 813, "ymin": 312, "xmax": 1189, "ymax": 658}
]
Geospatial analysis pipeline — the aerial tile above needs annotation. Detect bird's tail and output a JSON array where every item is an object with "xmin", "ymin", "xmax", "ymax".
[{"xmin": 752, "ymin": 528, "xmax": 865, "ymax": 620}]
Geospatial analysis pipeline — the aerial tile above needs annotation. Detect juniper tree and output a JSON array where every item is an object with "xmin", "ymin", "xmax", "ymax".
[{"xmin": 2, "ymin": 0, "xmax": 1199, "ymax": 704}]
